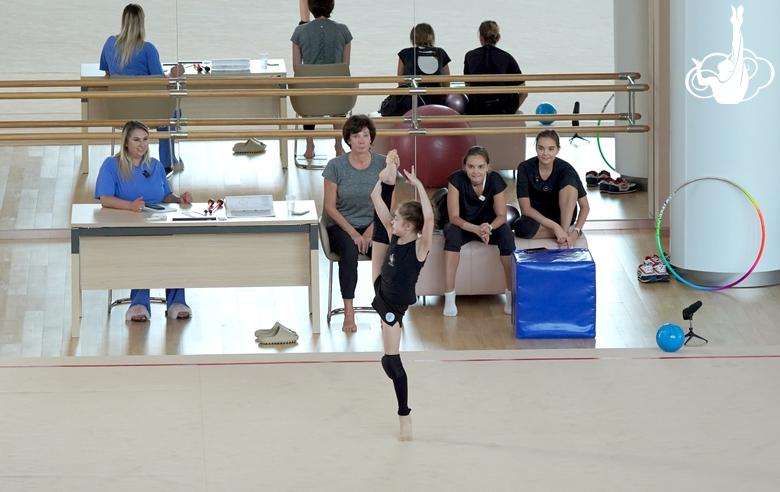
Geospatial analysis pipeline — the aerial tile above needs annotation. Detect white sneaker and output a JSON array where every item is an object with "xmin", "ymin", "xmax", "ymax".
[{"xmin": 504, "ymin": 288, "xmax": 513, "ymax": 315}]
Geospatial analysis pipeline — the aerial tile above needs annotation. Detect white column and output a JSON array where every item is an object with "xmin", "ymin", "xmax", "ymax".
[
  {"xmin": 613, "ymin": 0, "xmax": 650, "ymax": 184},
  {"xmin": 670, "ymin": 1, "xmax": 779, "ymax": 286}
]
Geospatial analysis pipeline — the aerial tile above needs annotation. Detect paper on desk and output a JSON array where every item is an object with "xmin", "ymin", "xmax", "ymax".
[{"xmin": 226, "ymin": 195, "xmax": 275, "ymax": 217}]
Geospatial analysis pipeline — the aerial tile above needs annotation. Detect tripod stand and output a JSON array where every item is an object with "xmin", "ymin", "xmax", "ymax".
[{"xmin": 683, "ymin": 316, "xmax": 708, "ymax": 345}]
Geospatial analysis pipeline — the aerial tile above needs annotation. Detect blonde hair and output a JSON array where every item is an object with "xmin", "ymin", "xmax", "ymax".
[
  {"xmin": 115, "ymin": 4, "xmax": 146, "ymax": 69},
  {"xmin": 410, "ymin": 23, "xmax": 435, "ymax": 48},
  {"xmin": 115, "ymin": 120, "xmax": 151, "ymax": 179}
]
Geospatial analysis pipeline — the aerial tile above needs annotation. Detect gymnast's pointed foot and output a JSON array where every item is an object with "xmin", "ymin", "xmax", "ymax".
[{"xmin": 398, "ymin": 414, "xmax": 412, "ymax": 441}]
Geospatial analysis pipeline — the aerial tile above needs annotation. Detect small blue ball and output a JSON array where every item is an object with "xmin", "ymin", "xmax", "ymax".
[
  {"xmin": 656, "ymin": 323, "xmax": 685, "ymax": 352},
  {"xmin": 535, "ymin": 102, "xmax": 557, "ymax": 125}
]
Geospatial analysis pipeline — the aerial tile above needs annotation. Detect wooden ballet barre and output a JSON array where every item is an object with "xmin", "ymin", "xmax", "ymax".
[
  {"xmin": 0, "ymin": 125, "xmax": 649, "ymax": 143},
  {"xmin": 0, "ymin": 72, "xmax": 641, "ymax": 89},
  {"xmin": 0, "ymin": 83, "xmax": 648, "ymax": 101},
  {"xmin": 0, "ymin": 113, "xmax": 636, "ymax": 130}
]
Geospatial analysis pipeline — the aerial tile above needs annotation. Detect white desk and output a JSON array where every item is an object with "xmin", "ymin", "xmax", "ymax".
[
  {"xmin": 70, "ymin": 201, "xmax": 320, "ymax": 337},
  {"xmin": 80, "ymin": 59, "xmax": 289, "ymax": 173}
]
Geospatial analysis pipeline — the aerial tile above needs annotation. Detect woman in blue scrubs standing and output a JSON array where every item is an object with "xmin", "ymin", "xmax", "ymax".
[{"xmin": 95, "ymin": 121, "xmax": 194, "ymax": 322}]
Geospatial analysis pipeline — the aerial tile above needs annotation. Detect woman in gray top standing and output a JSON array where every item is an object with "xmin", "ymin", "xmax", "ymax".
[
  {"xmin": 322, "ymin": 115, "xmax": 388, "ymax": 332},
  {"xmin": 291, "ymin": 0, "xmax": 353, "ymax": 159}
]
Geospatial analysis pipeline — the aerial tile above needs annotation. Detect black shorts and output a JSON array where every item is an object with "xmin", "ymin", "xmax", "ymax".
[
  {"xmin": 371, "ymin": 277, "xmax": 408, "ymax": 326},
  {"xmin": 372, "ymin": 214, "xmax": 390, "ymax": 245},
  {"xmin": 512, "ymin": 215, "xmax": 541, "ymax": 239}
]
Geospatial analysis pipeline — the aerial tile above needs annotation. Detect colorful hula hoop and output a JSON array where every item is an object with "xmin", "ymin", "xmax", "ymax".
[
  {"xmin": 595, "ymin": 94, "xmax": 617, "ymax": 172},
  {"xmin": 656, "ymin": 177, "xmax": 765, "ymax": 291}
]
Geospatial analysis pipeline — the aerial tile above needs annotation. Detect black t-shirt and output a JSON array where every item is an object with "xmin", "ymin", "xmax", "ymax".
[
  {"xmin": 398, "ymin": 46, "xmax": 451, "ymax": 80},
  {"xmin": 379, "ymin": 235, "xmax": 425, "ymax": 306},
  {"xmin": 398, "ymin": 46, "xmax": 451, "ymax": 106},
  {"xmin": 448, "ymin": 170, "xmax": 508, "ymax": 225},
  {"xmin": 463, "ymin": 45, "xmax": 523, "ymax": 115},
  {"xmin": 516, "ymin": 157, "xmax": 586, "ymax": 225}
]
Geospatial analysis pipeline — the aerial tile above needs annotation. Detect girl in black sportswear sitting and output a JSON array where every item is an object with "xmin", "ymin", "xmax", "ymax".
[{"xmin": 514, "ymin": 129, "xmax": 590, "ymax": 248}]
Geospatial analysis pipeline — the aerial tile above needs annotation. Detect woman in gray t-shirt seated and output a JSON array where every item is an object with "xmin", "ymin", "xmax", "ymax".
[
  {"xmin": 322, "ymin": 115, "xmax": 390, "ymax": 332},
  {"xmin": 291, "ymin": 0, "xmax": 353, "ymax": 159}
]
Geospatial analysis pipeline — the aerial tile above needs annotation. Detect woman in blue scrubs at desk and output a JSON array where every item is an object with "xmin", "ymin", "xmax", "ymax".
[
  {"xmin": 100, "ymin": 3, "xmax": 185, "ymax": 173},
  {"xmin": 95, "ymin": 120, "xmax": 194, "ymax": 322}
]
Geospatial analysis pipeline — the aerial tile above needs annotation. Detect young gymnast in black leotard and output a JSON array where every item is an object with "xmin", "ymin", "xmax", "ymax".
[{"xmin": 370, "ymin": 151, "xmax": 434, "ymax": 441}]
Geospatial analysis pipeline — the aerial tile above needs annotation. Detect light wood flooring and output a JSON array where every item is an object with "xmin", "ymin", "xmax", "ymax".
[{"xmin": 0, "ymin": 138, "xmax": 777, "ymax": 357}]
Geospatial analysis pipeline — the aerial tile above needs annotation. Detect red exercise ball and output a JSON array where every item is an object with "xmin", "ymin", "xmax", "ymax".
[
  {"xmin": 506, "ymin": 205, "xmax": 520, "ymax": 226},
  {"xmin": 444, "ymin": 94, "xmax": 469, "ymax": 115},
  {"xmin": 389, "ymin": 105, "xmax": 476, "ymax": 188}
]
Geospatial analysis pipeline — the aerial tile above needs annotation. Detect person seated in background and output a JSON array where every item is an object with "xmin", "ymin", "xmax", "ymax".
[
  {"xmin": 514, "ymin": 129, "xmax": 590, "ymax": 249},
  {"xmin": 463, "ymin": 20, "xmax": 527, "ymax": 115},
  {"xmin": 291, "ymin": 0, "xmax": 353, "ymax": 159},
  {"xmin": 94, "ymin": 120, "xmax": 194, "ymax": 322},
  {"xmin": 322, "ymin": 115, "xmax": 390, "ymax": 332},
  {"xmin": 100, "ymin": 3, "xmax": 185, "ymax": 173},
  {"xmin": 397, "ymin": 23, "xmax": 452, "ymax": 108},
  {"xmin": 443, "ymin": 146, "xmax": 515, "ymax": 317}
]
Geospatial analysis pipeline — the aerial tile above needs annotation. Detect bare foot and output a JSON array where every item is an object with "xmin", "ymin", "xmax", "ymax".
[
  {"xmin": 342, "ymin": 316, "xmax": 357, "ymax": 332},
  {"xmin": 172, "ymin": 160, "xmax": 184, "ymax": 172},
  {"xmin": 398, "ymin": 415, "xmax": 412, "ymax": 441},
  {"xmin": 304, "ymin": 139, "xmax": 315, "ymax": 159},
  {"xmin": 379, "ymin": 149, "xmax": 398, "ymax": 184}
]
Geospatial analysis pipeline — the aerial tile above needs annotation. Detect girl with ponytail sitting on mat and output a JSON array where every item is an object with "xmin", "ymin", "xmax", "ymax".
[{"xmin": 370, "ymin": 152, "xmax": 434, "ymax": 441}]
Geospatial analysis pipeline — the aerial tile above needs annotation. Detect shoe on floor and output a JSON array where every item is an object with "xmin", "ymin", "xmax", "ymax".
[
  {"xmin": 609, "ymin": 178, "xmax": 638, "ymax": 194},
  {"xmin": 637, "ymin": 263, "xmax": 657, "ymax": 283},
  {"xmin": 585, "ymin": 171, "xmax": 599, "ymax": 187},
  {"xmin": 166, "ymin": 303, "xmax": 192, "ymax": 319},
  {"xmin": 172, "ymin": 160, "xmax": 185, "ymax": 172},
  {"xmin": 233, "ymin": 138, "xmax": 267, "ymax": 154},
  {"xmin": 599, "ymin": 177, "xmax": 614, "ymax": 193},
  {"xmin": 126, "ymin": 304, "xmax": 151, "ymax": 322},
  {"xmin": 256, "ymin": 322, "xmax": 299, "ymax": 344}
]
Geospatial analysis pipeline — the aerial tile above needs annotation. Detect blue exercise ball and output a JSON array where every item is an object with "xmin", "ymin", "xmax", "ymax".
[
  {"xmin": 535, "ymin": 102, "xmax": 557, "ymax": 125},
  {"xmin": 656, "ymin": 323, "xmax": 685, "ymax": 352}
]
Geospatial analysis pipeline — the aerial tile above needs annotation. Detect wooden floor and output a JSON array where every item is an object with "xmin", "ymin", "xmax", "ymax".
[{"xmin": 0, "ymin": 138, "xmax": 777, "ymax": 357}]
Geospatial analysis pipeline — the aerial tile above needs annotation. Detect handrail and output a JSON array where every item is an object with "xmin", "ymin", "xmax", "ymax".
[
  {"xmin": 0, "ymin": 113, "xmax": 636, "ymax": 130},
  {"xmin": 0, "ymin": 125, "xmax": 650, "ymax": 143},
  {"xmin": 0, "ymin": 72, "xmax": 640, "ymax": 89},
  {"xmin": 0, "ymin": 83, "xmax": 646, "ymax": 101}
]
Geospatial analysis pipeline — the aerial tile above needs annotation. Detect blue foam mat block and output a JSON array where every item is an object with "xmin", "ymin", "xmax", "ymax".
[{"xmin": 512, "ymin": 248, "xmax": 596, "ymax": 339}]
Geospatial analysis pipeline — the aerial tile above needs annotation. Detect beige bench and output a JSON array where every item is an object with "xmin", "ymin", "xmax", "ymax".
[{"xmin": 415, "ymin": 233, "xmax": 589, "ymax": 297}]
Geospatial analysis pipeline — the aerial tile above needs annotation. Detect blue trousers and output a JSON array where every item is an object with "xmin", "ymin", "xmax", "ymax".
[
  {"xmin": 157, "ymin": 109, "xmax": 182, "ymax": 169},
  {"xmin": 129, "ymin": 288, "xmax": 188, "ymax": 313}
]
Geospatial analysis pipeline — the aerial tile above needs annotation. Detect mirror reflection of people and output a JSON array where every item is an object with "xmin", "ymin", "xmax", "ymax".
[
  {"xmin": 463, "ymin": 21, "xmax": 527, "ymax": 115},
  {"xmin": 370, "ymin": 159, "xmax": 433, "ymax": 441},
  {"xmin": 691, "ymin": 5, "xmax": 748, "ymax": 104},
  {"xmin": 443, "ymin": 146, "xmax": 515, "ymax": 317},
  {"xmin": 397, "ymin": 23, "xmax": 451, "ymax": 107},
  {"xmin": 322, "ymin": 115, "xmax": 388, "ymax": 332},
  {"xmin": 514, "ymin": 130, "xmax": 589, "ymax": 249},
  {"xmin": 100, "ymin": 4, "xmax": 184, "ymax": 173},
  {"xmin": 291, "ymin": 0, "xmax": 353, "ymax": 159},
  {"xmin": 94, "ymin": 121, "xmax": 194, "ymax": 322}
]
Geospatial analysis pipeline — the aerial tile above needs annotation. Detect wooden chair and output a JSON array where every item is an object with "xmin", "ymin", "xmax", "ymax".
[
  {"xmin": 104, "ymin": 76, "xmax": 178, "ymax": 172},
  {"xmin": 318, "ymin": 208, "xmax": 375, "ymax": 325},
  {"xmin": 290, "ymin": 63, "xmax": 357, "ymax": 169}
]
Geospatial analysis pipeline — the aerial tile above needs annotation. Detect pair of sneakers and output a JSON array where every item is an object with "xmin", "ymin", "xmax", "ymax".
[
  {"xmin": 585, "ymin": 170, "xmax": 611, "ymax": 188},
  {"xmin": 637, "ymin": 254, "xmax": 670, "ymax": 283}
]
